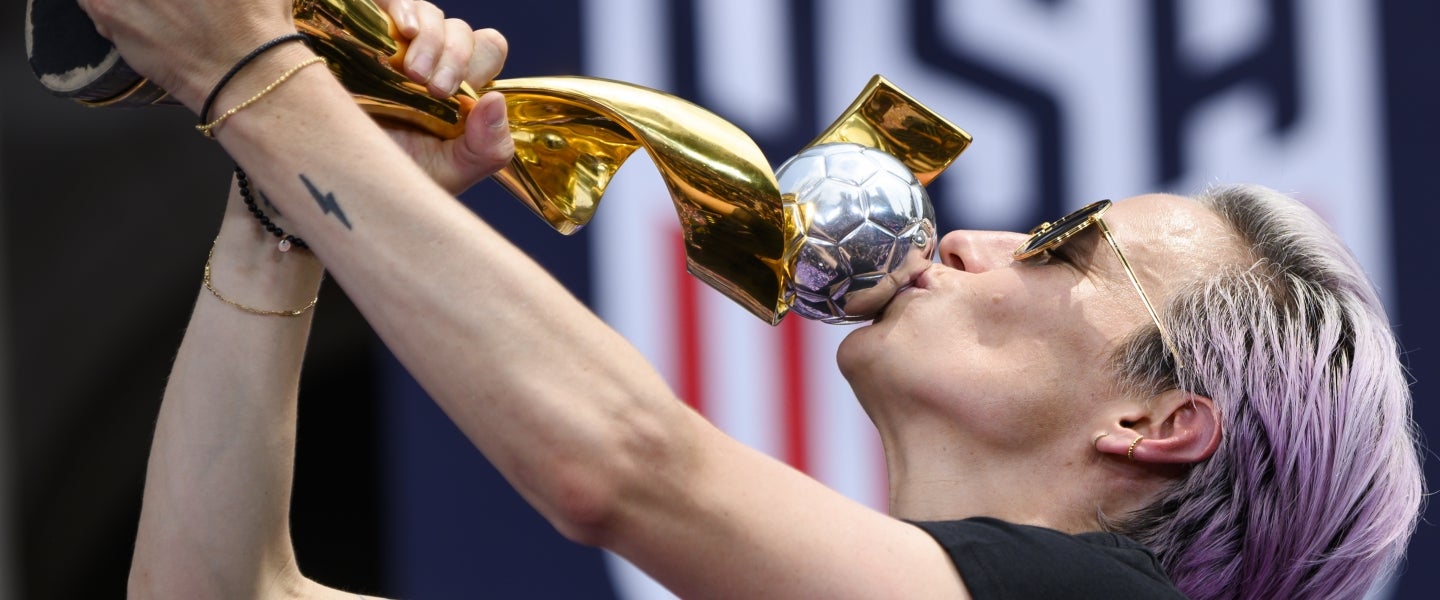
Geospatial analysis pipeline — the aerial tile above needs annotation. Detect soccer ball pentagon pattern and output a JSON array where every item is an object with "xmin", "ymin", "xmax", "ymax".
[{"xmin": 776, "ymin": 142, "xmax": 937, "ymax": 324}]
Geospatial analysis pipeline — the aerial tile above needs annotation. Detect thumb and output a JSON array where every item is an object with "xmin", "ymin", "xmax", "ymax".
[{"xmin": 450, "ymin": 91, "xmax": 514, "ymax": 188}]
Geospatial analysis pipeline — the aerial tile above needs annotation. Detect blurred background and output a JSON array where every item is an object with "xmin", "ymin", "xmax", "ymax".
[{"xmin": 5, "ymin": 0, "xmax": 1439, "ymax": 598}]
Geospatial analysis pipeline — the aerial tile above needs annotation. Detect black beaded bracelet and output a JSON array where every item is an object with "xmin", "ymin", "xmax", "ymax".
[
  {"xmin": 200, "ymin": 33, "xmax": 311, "ymax": 125},
  {"xmin": 236, "ymin": 166, "xmax": 307, "ymax": 252}
]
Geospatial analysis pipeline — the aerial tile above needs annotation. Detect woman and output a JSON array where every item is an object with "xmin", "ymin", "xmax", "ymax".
[{"xmin": 91, "ymin": 0, "xmax": 1421, "ymax": 598}]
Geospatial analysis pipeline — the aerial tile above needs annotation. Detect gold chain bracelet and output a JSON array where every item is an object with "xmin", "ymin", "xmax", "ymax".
[
  {"xmin": 202, "ymin": 241, "xmax": 318, "ymax": 317},
  {"xmin": 196, "ymin": 56, "xmax": 327, "ymax": 138}
]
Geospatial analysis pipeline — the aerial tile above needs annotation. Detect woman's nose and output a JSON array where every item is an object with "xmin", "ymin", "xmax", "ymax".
[{"xmin": 938, "ymin": 230, "xmax": 1029, "ymax": 273}]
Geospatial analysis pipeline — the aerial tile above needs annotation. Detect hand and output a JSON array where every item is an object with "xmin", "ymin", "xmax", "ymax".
[
  {"xmin": 78, "ymin": 0, "xmax": 296, "ymax": 111},
  {"xmin": 376, "ymin": 0, "xmax": 515, "ymax": 194},
  {"xmin": 382, "ymin": 0, "xmax": 508, "ymax": 99},
  {"xmin": 386, "ymin": 92, "xmax": 515, "ymax": 196}
]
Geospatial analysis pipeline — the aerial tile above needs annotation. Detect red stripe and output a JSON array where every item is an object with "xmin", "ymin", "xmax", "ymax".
[
  {"xmin": 780, "ymin": 318, "xmax": 809, "ymax": 473},
  {"xmin": 673, "ymin": 227, "xmax": 808, "ymax": 474},
  {"xmin": 673, "ymin": 230, "xmax": 704, "ymax": 414}
]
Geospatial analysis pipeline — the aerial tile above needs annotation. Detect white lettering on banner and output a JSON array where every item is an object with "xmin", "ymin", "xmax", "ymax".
[
  {"xmin": 696, "ymin": 0, "xmax": 797, "ymax": 131},
  {"xmin": 1170, "ymin": 0, "xmax": 1390, "ymax": 300},
  {"xmin": 583, "ymin": 2, "xmax": 1389, "ymax": 598}
]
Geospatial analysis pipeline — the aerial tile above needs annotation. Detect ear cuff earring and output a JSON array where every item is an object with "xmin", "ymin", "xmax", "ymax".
[{"xmin": 1127, "ymin": 435, "xmax": 1145, "ymax": 460}]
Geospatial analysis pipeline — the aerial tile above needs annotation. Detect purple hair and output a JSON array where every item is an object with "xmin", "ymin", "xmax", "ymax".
[{"xmin": 1107, "ymin": 185, "xmax": 1424, "ymax": 599}]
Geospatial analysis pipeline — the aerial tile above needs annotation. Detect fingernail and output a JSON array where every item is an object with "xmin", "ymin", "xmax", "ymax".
[
  {"xmin": 408, "ymin": 52, "xmax": 434, "ymax": 79},
  {"xmin": 430, "ymin": 65, "xmax": 458, "ymax": 96},
  {"xmin": 483, "ymin": 96, "xmax": 508, "ymax": 128}
]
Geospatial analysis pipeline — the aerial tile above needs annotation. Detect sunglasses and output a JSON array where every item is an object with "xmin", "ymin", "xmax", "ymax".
[{"xmin": 1013, "ymin": 200, "xmax": 1183, "ymax": 370}]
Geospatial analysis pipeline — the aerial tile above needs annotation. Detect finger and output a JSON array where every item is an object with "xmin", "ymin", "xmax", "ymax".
[
  {"xmin": 452, "ymin": 92, "xmax": 514, "ymax": 187},
  {"xmin": 74, "ymin": 0, "xmax": 113, "ymax": 38},
  {"xmin": 465, "ymin": 28, "xmax": 509, "ymax": 87},
  {"xmin": 402, "ymin": 0, "xmax": 445, "ymax": 84},
  {"xmin": 427, "ymin": 18, "xmax": 475, "ymax": 97},
  {"xmin": 377, "ymin": 0, "xmax": 420, "ymax": 39}
]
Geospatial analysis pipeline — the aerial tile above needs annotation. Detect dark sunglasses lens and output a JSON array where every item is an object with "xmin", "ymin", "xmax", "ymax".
[{"xmin": 1019, "ymin": 200, "xmax": 1110, "ymax": 256}]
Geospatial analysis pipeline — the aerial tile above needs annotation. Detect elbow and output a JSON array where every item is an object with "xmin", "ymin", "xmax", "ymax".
[
  {"xmin": 538, "ymin": 401, "xmax": 697, "ymax": 548},
  {"xmin": 545, "ymin": 466, "xmax": 625, "ymax": 546}
]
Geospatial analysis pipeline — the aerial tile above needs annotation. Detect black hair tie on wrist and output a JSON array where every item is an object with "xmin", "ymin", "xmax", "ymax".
[
  {"xmin": 236, "ymin": 166, "xmax": 307, "ymax": 252},
  {"xmin": 200, "ymin": 33, "xmax": 311, "ymax": 125}
]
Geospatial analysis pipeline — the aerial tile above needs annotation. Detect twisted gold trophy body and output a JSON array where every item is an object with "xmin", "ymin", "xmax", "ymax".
[{"xmin": 27, "ymin": 0, "xmax": 972, "ymax": 324}]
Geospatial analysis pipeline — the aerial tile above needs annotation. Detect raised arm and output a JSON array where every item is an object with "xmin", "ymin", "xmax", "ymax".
[
  {"xmin": 127, "ymin": 180, "xmax": 366, "ymax": 599},
  {"xmin": 129, "ymin": 5, "xmax": 509, "ymax": 596},
  {"xmin": 88, "ymin": 1, "xmax": 965, "ymax": 597}
]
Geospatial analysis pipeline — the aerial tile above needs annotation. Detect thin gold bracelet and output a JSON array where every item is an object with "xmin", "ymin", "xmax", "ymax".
[
  {"xmin": 202, "ymin": 241, "xmax": 318, "ymax": 317},
  {"xmin": 196, "ymin": 56, "xmax": 327, "ymax": 138}
]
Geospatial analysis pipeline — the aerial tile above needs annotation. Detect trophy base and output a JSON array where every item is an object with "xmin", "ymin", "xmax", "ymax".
[
  {"xmin": 26, "ymin": 0, "xmax": 476, "ymax": 138},
  {"xmin": 25, "ymin": 0, "xmax": 174, "ymax": 106}
]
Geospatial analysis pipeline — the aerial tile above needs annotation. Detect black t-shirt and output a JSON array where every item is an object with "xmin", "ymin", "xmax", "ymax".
[{"xmin": 911, "ymin": 517, "xmax": 1187, "ymax": 599}]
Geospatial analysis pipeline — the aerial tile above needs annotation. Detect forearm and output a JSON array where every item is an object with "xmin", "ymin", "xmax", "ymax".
[
  {"xmin": 130, "ymin": 183, "xmax": 325, "ymax": 598},
  {"xmin": 85, "ymin": 6, "xmax": 973, "ymax": 597},
  {"xmin": 211, "ymin": 44, "xmax": 689, "ymax": 534}
]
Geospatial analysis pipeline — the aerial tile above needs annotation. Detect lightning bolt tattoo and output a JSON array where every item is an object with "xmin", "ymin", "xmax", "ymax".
[{"xmin": 300, "ymin": 174, "xmax": 352, "ymax": 230}]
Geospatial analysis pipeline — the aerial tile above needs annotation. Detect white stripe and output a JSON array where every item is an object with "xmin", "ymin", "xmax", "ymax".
[
  {"xmin": 1168, "ymin": 0, "xmax": 1392, "ymax": 303},
  {"xmin": 696, "ymin": 0, "xmax": 796, "ymax": 132},
  {"xmin": 806, "ymin": 321, "xmax": 888, "ymax": 510},
  {"xmin": 700, "ymin": 288, "xmax": 783, "ymax": 457},
  {"xmin": 585, "ymin": 3, "xmax": 685, "ymax": 597}
]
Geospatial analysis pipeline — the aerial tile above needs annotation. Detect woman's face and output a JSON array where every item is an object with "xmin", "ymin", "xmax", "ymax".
[{"xmin": 838, "ymin": 194, "xmax": 1241, "ymax": 449}]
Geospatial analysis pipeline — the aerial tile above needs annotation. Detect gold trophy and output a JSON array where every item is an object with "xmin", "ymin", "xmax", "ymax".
[{"xmin": 27, "ymin": 0, "xmax": 971, "ymax": 324}]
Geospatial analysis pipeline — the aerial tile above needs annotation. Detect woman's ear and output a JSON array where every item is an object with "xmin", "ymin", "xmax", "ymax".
[{"xmin": 1094, "ymin": 391, "xmax": 1221, "ymax": 464}]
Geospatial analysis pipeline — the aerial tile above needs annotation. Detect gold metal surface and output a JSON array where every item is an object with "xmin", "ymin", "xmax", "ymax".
[
  {"xmin": 69, "ymin": 0, "xmax": 974, "ymax": 324},
  {"xmin": 299, "ymin": 0, "xmax": 795, "ymax": 321},
  {"xmin": 76, "ymin": 75, "xmax": 172, "ymax": 107},
  {"xmin": 475, "ymin": 75, "xmax": 972, "ymax": 324},
  {"xmin": 807, "ymin": 76, "xmax": 972, "ymax": 186},
  {"xmin": 486, "ymin": 76, "xmax": 790, "ymax": 322},
  {"xmin": 295, "ymin": 1, "xmax": 974, "ymax": 324},
  {"xmin": 296, "ymin": 0, "xmax": 480, "ymax": 139}
]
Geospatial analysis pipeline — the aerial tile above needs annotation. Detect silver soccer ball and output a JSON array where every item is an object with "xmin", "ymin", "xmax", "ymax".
[{"xmin": 777, "ymin": 142, "xmax": 937, "ymax": 324}]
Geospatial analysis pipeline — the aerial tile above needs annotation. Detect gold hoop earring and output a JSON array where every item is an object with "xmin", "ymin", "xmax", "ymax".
[{"xmin": 1127, "ymin": 435, "xmax": 1144, "ymax": 460}]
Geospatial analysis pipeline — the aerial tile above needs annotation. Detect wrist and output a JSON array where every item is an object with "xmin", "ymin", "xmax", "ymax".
[
  {"xmin": 209, "ymin": 184, "xmax": 326, "ymax": 310},
  {"xmin": 203, "ymin": 238, "xmax": 324, "ymax": 317},
  {"xmin": 193, "ymin": 41, "xmax": 321, "ymax": 129},
  {"xmin": 167, "ymin": 23, "xmax": 306, "ymax": 112}
]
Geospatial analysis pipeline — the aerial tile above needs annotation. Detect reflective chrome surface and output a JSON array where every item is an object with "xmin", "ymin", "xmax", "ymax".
[{"xmin": 777, "ymin": 143, "xmax": 936, "ymax": 323}]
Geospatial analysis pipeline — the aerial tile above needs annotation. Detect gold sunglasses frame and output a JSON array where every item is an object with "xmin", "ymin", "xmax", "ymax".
[{"xmin": 1013, "ymin": 200, "xmax": 1184, "ymax": 370}]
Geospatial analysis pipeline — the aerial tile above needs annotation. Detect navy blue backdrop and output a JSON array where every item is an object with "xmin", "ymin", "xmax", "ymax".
[{"xmin": 1380, "ymin": 1, "xmax": 1440, "ymax": 596}]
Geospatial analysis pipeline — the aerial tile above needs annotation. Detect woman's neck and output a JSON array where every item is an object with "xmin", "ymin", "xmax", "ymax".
[{"xmin": 879, "ymin": 421, "xmax": 1108, "ymax": 534}]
